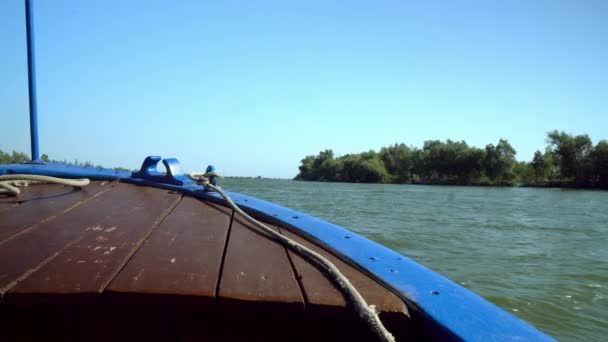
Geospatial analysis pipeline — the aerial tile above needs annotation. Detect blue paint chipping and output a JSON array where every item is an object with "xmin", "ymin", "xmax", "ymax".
[{"xmin": 0, "ymin": 159, "xmax": 555, "ymax": 341}]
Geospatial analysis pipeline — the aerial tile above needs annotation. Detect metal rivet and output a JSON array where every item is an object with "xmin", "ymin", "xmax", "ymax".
[
  {"xmin": 390, "ymin": 269, "xmax": 396, "ymax": 273},
  {"xmin": 431, "ymin": 290, "xmax": 440, "ymax": 295},
  {"xmin": 370, "ymin": 257, "xmax": 377, "ymax": 261},
  {"xmin": 344, "ymin": 236, "xmax": 351, "ymax": 239}
]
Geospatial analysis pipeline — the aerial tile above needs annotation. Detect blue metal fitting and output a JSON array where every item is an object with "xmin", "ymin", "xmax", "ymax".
[
  {"xmin": 132, "ymin": 156, "xmax": 193, "ymax": 186},
  {"xmin": 206, "ymin": 164, "xmax": 218, "ymax": 186}
]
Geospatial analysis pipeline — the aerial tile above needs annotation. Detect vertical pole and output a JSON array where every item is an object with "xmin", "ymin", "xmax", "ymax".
[{"xmin": 25, "ymin": 0, "xmax": 40, "ymax": 162}]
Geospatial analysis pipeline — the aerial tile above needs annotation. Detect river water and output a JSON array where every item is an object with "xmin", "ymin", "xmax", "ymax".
[{"xmin": 222, "ymin": 178, "xmax": 607, "ymax": 341}]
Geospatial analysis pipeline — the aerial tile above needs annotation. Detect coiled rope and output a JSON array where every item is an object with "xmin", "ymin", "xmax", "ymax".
[
  {"xmin": 192, "ymin": 174, "xmax": 395, "ymax": 342},
  {"xmin": 0, "ymin": 174, "xmax": 90, "ymax": 196}
]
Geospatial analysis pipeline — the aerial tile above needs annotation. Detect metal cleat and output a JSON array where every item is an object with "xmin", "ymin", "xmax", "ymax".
[{"xmin": 132, "ymin": 156, "xmax": 193, "ymax": 186}]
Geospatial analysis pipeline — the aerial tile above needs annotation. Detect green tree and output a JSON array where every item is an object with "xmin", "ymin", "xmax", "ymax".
[
  {"xmin": 0, "ymin": 150, "xmax": 9, "ymax": 164},
  {"xmin": 379, "ymin": 143, "xmax": 413, "ymax": 183},
  {"xmin": 454, "ymin": 147, "xmax": 485, "ymax": 184},
  {"xmin": 350, "ymin": 154, "xmax": 389, "ymax": 183},
  {"xmin": 410, "ymin": 148, "xmax": 425, "ymax": 183},
  {"xmin": 530, "ymin": 150, "xmax": 550, "ymax": 184},
  {"xmin": 12, "ymin": 151, "xmax": 29, "ymax": 163},
  {"xmin": 513, "ymin": 161, "xmax": 535, "ymax": 185},
  {"xmin": 313, "ymin": 150, "xmax": 336, "ymax": 181},
  {"xmin": 546, "ymin": 130, "xmax": 593, "ymax": 183},
  {"xmin": 420, "ymin": 140, "xmax": 456, "ymax": 183},
  {"xmin": 295, "ymin": 155, "xmax": 316, "ymax": 181},
  {"xmin": 484, "ymin": 139, "xmax": 516, "ymax": 184},
  {"xmin": 293, "ymin": 132, "xmax": 606, "ymax": 189},
  {"xmin": 591, "ymin": 140, "xmax": 608, "ymax": 188}
]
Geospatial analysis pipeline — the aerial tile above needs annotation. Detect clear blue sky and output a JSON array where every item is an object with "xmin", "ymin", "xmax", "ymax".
[{"xmin": 1, "ymin": 0, "xmax": 606, "ymax": 178}]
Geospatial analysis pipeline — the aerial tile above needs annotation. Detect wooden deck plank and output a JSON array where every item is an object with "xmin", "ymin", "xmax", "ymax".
[
  {"xmin": 105, "ymin": 196, "xmax": 232, "ymax": 305},
  {"xmin": 0, "ymin": 182, "xmax": 113, "ymax": 244},
  {"xmin": 0, "ymin": 183, "xmax": 93, "ymax": 204},
  {"xmin": 0, "ymin": 183, "xmax": 180, "ymax": 303},
  {"xmin": 278, "ymin": 226, "xmax": 414, "ymax": 340},
  {"xmin": 278, "ymin": 226, "xmax": 408, "ymax": 317},
  {"xmin": 0, "ymin": 201, "xmax": 18, "ymax": 214},
  {"xmin": 0, "ymin": 192, "xmax": 19, "ymax": 213},
  {"xmin": 4, "ymin": 183, "xmax": 181, "ymax": 305},
  {"xmin": 0, "ymin": 183, "xmax": 125, "ymax": 294},
  {"xmin": 217, "ymin": 213, "xmax": 303, "ymax": 312}
]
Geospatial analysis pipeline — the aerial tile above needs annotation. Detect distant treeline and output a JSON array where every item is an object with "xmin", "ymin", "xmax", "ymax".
[
  {"xmin": 295, "ymin": 131, "xmax": 608, "ymax": 189},
  {"xmin": 0, "ymin": 150, "xmax": 131, "ymax": 172}
]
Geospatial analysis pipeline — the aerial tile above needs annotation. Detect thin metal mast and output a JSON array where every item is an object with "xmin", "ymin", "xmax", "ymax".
[{"xmin": 25, "ymin": 0, "xmax": 40, "ymax": 162}]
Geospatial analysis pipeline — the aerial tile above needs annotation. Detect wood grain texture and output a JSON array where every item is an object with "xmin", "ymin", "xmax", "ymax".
[
  {"xmin": 0, "ymin": 183, "xmax": 98, "ymax": 204},
  {"xmin": 1, "ymin": 183, "xmax": 180, "ymax": 304},
  {"xmin": 0, "ymin": 201, "xmax": 18, "ymax": 214},
  {"xmin": 217, "ymin": 213, "xmax": 303, "ymax": 312},
  {"xmin": 106, "ymin": 196, "xmax": 232, "ymax": 306},
  {"xmin": 0, "ymin": 182, "xmax": 114, "ymax": 244},
  {"xmin": 279, "ymin": 226, "xmax": 413, "ymax": 339},
  {"xmin": 278, "ymin": 226, "xmax": 409, "ymax": 316}
]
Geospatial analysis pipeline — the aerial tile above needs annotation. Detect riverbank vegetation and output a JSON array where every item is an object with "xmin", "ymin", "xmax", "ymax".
[
  {"xmin": 295, "ymin": 131, "xmax": 608, "ymax": 189},
  {"xmin": 0, "ymin": 150, "xmax": 130, "ymax": 171}
]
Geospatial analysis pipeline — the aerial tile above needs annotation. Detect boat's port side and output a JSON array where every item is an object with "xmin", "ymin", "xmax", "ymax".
[{"xmin": 0, "ymin": 182, "xmax": 417, "ymax": 341}]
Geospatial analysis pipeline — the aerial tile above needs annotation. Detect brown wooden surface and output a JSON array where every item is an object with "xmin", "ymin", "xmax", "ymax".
[
  {"xmin": 278, "ymin": 226, "xmax": 412, "ymax": 339},
  {"xmin": 217, "ymin": 213, "xmax": 304, "ymax": 312},
  {"xmin": 0, "ymin": 200, "xmax": 18, "ymax": 213},
  {"xmin": 0, "ymin": 189, "xmax": 19, "ymax": 212},
  {"xmin": 106, "ymin": 196, "xmax": 232, "ymax": 305},
  {"xmin": 0, "ymin": 182, "xmax": 126, "ymax": 295},
  {"xmin": 4, "ymin": 183, "xmax": 181, "ymax": 304},
  {"xmin": 0, "ymin": 181, "xmax": 413, "ymax": 340},
  {"xmin": 278, "ymin": 226, "xmax": 408, "ymax": 316},
  {"xmin": 0, "ymin": 182, "xmax": 114, "ymax": 244},
  {"xmin": 0, "ymin": 183, "xmax": 101, "ymax": 204}
]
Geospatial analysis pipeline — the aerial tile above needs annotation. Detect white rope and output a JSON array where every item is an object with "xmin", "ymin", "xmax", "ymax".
[
  {"xmin": 195, "ymin": 177, "xmax": 395, "ymax": 342},
  {"xmin": 0, "ymin": 174, "xmax": 90, "ymax": 196}
]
